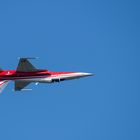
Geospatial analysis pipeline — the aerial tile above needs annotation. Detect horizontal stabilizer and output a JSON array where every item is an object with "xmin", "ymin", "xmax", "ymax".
[{"xmin": 0, "ymin": 80, "xmax": 9, "ymax": 93}]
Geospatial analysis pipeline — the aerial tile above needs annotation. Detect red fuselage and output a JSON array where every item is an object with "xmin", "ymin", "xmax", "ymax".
[
  {"xmin": 0, "ymin": 70, "xmax": 75, "ymax": 81},
  {"xmin": 0, "ymin": 58, "xmax": 93, "ymax": 92}
]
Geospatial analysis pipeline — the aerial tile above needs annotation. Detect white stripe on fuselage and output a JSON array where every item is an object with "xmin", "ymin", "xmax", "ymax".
[{"xmin": 12, "ymin": 73, "xmax": 86, "ymax": 83}]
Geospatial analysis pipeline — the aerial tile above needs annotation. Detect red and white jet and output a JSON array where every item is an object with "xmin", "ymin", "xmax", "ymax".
[{"xmin": 0, "ymin": 58, "xmax": 94, "ymax": 92}]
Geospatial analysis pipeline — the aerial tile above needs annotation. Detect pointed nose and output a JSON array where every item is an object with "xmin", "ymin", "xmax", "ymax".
[{"xmin": 76, "ymin": 72, "xmax": 95, "ymax": 77}]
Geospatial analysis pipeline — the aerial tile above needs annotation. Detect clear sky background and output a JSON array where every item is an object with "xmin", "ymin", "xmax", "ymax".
[{"xmin": 0, "ymin": 0, "xmax": 139, "ymax": 140}]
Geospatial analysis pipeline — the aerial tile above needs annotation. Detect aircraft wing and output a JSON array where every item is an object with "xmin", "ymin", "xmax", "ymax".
[
  {"xmin": 15, "ymin": 81, "xmax": 31, "ymax": 91},
  {"xmin": 17, "ymin": 58, "xmax": 37, "ymax": 72},
  {"xmin": 0, "ymin": 80, "xmax": 9, "ymax": 93}
]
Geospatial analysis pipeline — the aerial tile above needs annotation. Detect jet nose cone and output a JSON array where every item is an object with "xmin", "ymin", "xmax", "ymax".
[
  {"xmin": 81, "ymin": 73, "xmax": 95, "ymax": 77},
  {"xmin": 77, "ymin": 72, "xmax": 95, "ymax": 77}
]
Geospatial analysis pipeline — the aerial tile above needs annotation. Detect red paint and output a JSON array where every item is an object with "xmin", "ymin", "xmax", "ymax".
[{"xmin": 0, "ymin": 70, "xmax": 76, "ymax": 81}]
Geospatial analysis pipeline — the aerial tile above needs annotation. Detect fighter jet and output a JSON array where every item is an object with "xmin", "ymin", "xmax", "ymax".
[{"xmin": 0, "ymin": 58, "xmax": 94, "ymax": 93}]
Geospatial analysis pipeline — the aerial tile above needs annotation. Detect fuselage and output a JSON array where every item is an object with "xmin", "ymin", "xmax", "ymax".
[
  {"xmin": 0, "ymin": 70, "xmax": 93, "ymax": 83},
  {"xmin": 0, "ymin": 58, "xmax": 94, "ymax": 93}
]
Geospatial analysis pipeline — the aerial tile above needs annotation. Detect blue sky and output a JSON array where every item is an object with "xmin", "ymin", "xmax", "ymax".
[{"xmin": 0, "ymin": 0, "xmax": 140, "ymax": 140}]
